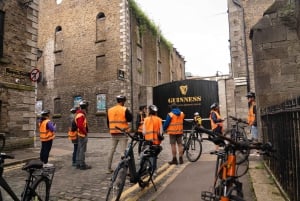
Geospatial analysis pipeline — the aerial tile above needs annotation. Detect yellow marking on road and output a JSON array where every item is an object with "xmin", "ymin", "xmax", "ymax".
[{"xmin": 4, "ymin": 163, "xmax": 25, "ymax": 172}]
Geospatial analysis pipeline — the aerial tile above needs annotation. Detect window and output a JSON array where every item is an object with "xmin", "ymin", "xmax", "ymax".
[
  {"xmin": 0, "ymin": 11, "xmax": 4, "ymax": 58},
  {"xmin": 35, "ymin": 100, "xmax": 43, "ymax": 115},
  {"xmin": 55, "ymin": 26, "xmax": 63, "ymax": 52},
  {"xmin": 74, "ymin": 96, "xmax": 82, "ymax": 108},
  {"xmin": 96, "ymin": 94, "xmax": 106, "ymax": 112},
  {"xmin": 96, "ymin": 12, "xmax": 106, "ymax": 42}
]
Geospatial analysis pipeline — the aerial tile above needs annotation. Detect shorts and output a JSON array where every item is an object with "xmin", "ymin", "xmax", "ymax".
[{"xmin": 169, "ymin": 134, "xmax": 183, "ymax": 144}]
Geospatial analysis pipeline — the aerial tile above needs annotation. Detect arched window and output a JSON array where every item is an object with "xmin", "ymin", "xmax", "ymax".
[
  {"xmin": 55, "ymin": 26, "xmax": 63, "ymax": 52},
  {"xmin": 96, "ymin": 12, "xmax": 106, "ymax": 42}
]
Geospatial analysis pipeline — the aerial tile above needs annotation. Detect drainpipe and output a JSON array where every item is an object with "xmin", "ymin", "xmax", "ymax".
[
  {"xmin": 129, "ymin": 4, "xmax": 134, "ymax": 131},
  {"xmin": 232, "ymin": 0, "xmax": 250, "ymax": 92}
]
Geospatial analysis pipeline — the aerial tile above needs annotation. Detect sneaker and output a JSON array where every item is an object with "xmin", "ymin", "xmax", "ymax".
[
  {"xmin": 179, "ymin": 157, "xmax": 184, "ymax": 164},
  {"xmin": 106, "ymin": 169, "xmax": 114, "ymax": 174},
  {"xmin": 43, "ymin": 163, "xmax": 54, "ymax": 168},
  {"xmin": 80, "ymin": 165, "xmax": 92, "ymax": 170},
  {"xmin": 168, "ymin": 158, "xmax": 178, "ymax": 165}
]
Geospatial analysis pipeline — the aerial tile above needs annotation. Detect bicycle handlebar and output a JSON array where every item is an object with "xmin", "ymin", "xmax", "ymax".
[
  {"xmin": 196, "ymin": 127, "xmax": 275, "ymax": 154},
  {"xmin": 115, "ymin": 126, "xmax": 140, "ymax": 141},
  {"xmin": 229, "ymin": 115, "xmax": 248, "ymax": 125}
]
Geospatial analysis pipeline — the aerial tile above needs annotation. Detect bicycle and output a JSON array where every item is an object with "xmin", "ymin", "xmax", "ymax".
[
  {"xmin": 0, "ymin": 133, "xmax": 55, "ymax": 201},
  {"xmin": 198, "ymin": 127, "xmax": 275, "ymax": 201},
  {"xmin": 106, "ymin": 127, "xmax": 161, "ymax": 201},
  {"xmin": 182, "ymin": 119, "xmax": 202, "ymax": 162}
]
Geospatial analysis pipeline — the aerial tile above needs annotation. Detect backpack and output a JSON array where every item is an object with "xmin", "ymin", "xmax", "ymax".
[{"xmin": 68, "ymin": 119, "xmax": 78, "ymax": 141}]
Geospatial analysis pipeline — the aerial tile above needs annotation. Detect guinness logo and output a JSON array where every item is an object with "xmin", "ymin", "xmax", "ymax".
[{"xmin": 179, "ymin": 85, "xmax": 188, "ymax": 96}]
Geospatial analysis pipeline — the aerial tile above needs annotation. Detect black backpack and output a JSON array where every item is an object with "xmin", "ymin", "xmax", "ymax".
[{"xmin": 71, "ymin": 119, "xmax": 77, "ymax": 132}]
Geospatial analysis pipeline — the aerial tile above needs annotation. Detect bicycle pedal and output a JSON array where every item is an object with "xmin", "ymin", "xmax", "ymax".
[{"xmin": 201, "ymin": 191, "xmax": 216, "ymax": 201}]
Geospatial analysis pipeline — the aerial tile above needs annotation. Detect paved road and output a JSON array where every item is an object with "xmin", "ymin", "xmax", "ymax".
[{"xmin": 2, "ymin": 134, "xmax": 283, "ymax": 201}]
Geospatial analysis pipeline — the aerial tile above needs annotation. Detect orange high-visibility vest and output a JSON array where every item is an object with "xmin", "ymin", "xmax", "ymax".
[
  {"xmin": 75, "ymin": 113, "xmax": 87, "ymax": 137},
  {"xmin": 68, "ymin": 130, "xmax": 77, "ymax": 141},
  {"xmin": 39, "ymin": 119, "xmax": 55, "ymax": 142},
  {"xmin": 209, "ymin": 110, "xmax": 223, "ymax": 131},
  {"xmin": 108, "ymin": 105, "xmax": 129, "ymax": 134},
  {"xmin": 166, "ymin": 112, "xmax": 184, "ymax": 135},
  {"xmin": 144, "ymin": 115, "xmax": 162, "ymax": 145},
  {"xmin": 248, "ymin": 101, "xmax": 256, "ymax": 125}
]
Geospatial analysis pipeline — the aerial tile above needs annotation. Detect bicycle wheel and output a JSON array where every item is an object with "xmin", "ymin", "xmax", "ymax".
[
  {"xmin": 138, "ymin": 157, "xmax": 153, "ymax": 188},
  {"xmin": 185, "ymin": 136, "xmax": 202, "ymax": 162},
  {"xmin": 106, "ymin": 164, "xmax": 128, "ymax": 201},
  {"xmin": 28, "ymin": 176, "xmax": 50, "ymax": 201}
]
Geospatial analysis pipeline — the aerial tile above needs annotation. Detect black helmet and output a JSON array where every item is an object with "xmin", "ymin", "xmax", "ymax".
[
  {"xmin": 41, "ymin": 109, "xmax": 50, "ymax": 116},
  {"xmin": 246, "ymin": 92, "xmax": 255, "ymax": 98},
  {"xmin": 194, "ymin": 112, "xmax": 199, "ymax": 116},
  {"xmin": 116, "ymin": 95, "xmax": 126, "ymax": 103},
  {"xmin": 70, "ymin": 107, "xmax": 77, "ymax": 113},
  {"xmin": 148, "ymin": 105, "xmax": 158, "ymax": 114},
  {"xmin": 210, "ymin": 103, "xmax": 219, "ymax": 109},
  {"xmin": 139, "ymin": 105, "xmax": 147, "ymax": 111},
  {"xmin": 79, "ymin": 100, "xmax": 88, "ymax": 109}
]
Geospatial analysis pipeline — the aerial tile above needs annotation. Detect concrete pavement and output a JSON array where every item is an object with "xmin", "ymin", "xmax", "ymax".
[{"xmin": 2, "ymin": 133, "xmax": 287, "ymax": 201}]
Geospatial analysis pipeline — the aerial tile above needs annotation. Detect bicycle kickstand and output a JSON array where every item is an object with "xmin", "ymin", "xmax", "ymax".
[{"xmin": 151, "ymin": 177, "xmax": 157, "ymax": 191}]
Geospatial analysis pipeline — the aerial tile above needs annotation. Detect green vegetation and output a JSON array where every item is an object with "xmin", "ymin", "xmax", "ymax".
[
  {"xmin": 129, "ymin": 0, "xmax": 173, "ymax": 51},
  {"xmin": 279, "ymin": 2, "xmax": 297, "ymax": 29}
]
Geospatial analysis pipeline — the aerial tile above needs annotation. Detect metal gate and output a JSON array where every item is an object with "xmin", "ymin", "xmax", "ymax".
[{"xmin": 153, "ymin": 79, "xmax": 218, "ymax": 129}]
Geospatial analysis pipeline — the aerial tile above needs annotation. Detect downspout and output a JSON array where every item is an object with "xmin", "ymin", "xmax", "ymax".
[
  {"xmin": 129, "ymin": 3, "xmax": 134, "ymax": 131},
  {"xmin": 232, "ymin": 0, "xmax": 250, "ymax": 92}
]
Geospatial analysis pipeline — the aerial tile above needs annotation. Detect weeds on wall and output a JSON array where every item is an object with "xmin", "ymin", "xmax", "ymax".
[
  {"xmin": 129, "ymin": 0, "xmax": 173, "ymax": 51},
  {"xmin": 279, "ymin": 2, "xmax": 297, "ymax": 29}
]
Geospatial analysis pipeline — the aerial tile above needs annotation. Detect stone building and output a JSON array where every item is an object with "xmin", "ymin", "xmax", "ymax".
[
  {"xmin": 37, "ymin": 0, "xmax": 185, "ymax": 133},
  {"xmin": 225, "ymin": 0, "xmax": 274, "ymax": 122},
  {"xmin": 0, "ymin": 0, "xmax": 39, "ymax": 149}
]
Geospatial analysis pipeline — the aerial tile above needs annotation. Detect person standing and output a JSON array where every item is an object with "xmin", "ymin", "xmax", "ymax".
[
  {"xmin": 163, "ymin": 103, "xmax": 185, "ymax": 165},
  {"xmin": 209, "ymin": 103, "xmax": 224, "ymax": 152},
  {"xmin": 246, "ymin": 92, "xmax": 258, "ymax": 142},
  {"xmin": 39, "ymin": 109, "xmax": 56, "ymax": 167},
  {"xmin": 136, "ymin": 105, "xmax": 147, "ymax": 155},
  {"xmin": 142, "ymin": 105, "xmax": 163, "ymax": 173},
  {"xmin": 68, "ymin": 107, "xmax": 78, "ymax": 167},
  {"xmin": 107, "ymin": 95, "xmax": 133, "ymax": 174},
  {"xmin": 75, "ymin": 100, "xmax": 91, "ymax": 170}
]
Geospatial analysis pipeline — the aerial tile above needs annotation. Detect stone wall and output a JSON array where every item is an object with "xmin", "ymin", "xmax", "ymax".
[
  {"xmin": 251, "ymin": 0, "xmax": 300, "ymax": 108},
  {"xmin": 0, "ymin": 0, "xmax": 38, "ymax": 144}
]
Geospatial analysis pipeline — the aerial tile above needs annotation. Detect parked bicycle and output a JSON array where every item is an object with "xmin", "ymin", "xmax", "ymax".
[
  {"xmin": 226, "ymin": 115, "xmax": 250, "ymax": 165},
  {"xmin": 106, "ymin": 127, "xmax": 161, "ymax": 201},
  {"xmin": 0, "ymin": 133, "xmax": 55, "ymax": 201},
  {"xmin": 182, "ymin": 119, "xmax": 202, "ymax": 162},
  {"xmin": 198, "ymin": 127, "xmax": 275, "ymax": 201}
]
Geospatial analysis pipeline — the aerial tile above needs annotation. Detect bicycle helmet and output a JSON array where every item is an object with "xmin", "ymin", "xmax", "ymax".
[
  {"xmin": 148, "ymin": 105, "xmax": 158, "ymax": 115},
  {"xmin": 246, "ymin": 92, "xmax": 255, "ymax": 98},
  {"xmin": 139, "ymin": 105, "xmax": 147, "ymax": 111},
  {"xmin": 41, "ymin": 109, "xmax": 50, "ymax": 116},
  {"xmin": 210, "ymin": 102, "xmax": 219, "ymax": 109},
  {"xmin": 194, "ymin": 112, "xmax": 199, "ymax": 116},
  {"xmin": 79, "ymin": 100, "xmax": 88, "ymax": 109},
  {"xmin": 70, "ymin": 107, "xmax": 77, "ymax": 113},
  {"xmin": 116, "ymin": 95, "xmax": 126, "ymax": 103}
]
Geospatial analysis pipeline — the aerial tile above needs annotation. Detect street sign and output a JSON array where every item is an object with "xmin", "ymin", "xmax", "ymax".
[{"xmin": 30, "ymin": 68, "xmax": 41, "ymax": 82}]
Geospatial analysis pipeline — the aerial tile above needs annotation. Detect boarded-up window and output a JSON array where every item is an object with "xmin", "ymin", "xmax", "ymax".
[
  {"xmin": 96, "ymin": 12, "xmax": 106, "ymax": 42},
  {"xmin": 96, "ymin": 55, "xmax": 106, "ymax": 70},
  {"xmin": 54, "ymin": 98, "xmax": 61, "ymax": 114},
  {"xmin": 96, "ymin": 94, "xmax": 106, "ymax": 112}
]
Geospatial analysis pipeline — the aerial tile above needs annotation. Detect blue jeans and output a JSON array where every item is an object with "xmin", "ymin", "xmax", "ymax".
[
  {"xmin": 251, "ymin": 125, "xmax": 258, "ymax": 141},
  {"xmin": 76, "ymin": 136, "xmax": 88, "ymax": 166}
]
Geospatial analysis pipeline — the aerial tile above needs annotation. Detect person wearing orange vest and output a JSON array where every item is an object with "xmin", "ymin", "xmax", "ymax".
[
  {"xmin": 209, "ymin": 103, "xmax": 225, "ymax": 152},
  {"xmin": 75, "ymin": 100, "xmax": 91, "ymax": 170},
  {"xmin": 136, "ymin": 105, "xmax": 147, "ymax": 155},
  {"xmin": 39, "ymin": 109, "xmax": 55, "ymax": 167},
  {"xmin": 106, "ymin": 95, "xmax": 133, "ymax": 174},
  {"xmin": 68, "ymin": 107, "xmax": 78, "ymax": 167},
  {"xmin": 163, "ymin": 103, "xmax": 185, "ymax": 165},
  {"xmin": 142, "ymin": 105, "xmax": 163, "ymax": 173},
  {"xmin": 246, "ymin": 92, "xmax": 258, "ymax": 142}
]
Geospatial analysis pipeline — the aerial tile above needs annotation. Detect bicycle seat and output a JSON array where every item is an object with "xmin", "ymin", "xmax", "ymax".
[{"xmin": 22, "ymin": 159, "xmax": 43, "ymax": 170}]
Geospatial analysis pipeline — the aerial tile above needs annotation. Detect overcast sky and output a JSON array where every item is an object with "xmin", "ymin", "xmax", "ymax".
[{"xmin": 134, "ymin": 0, "xmax": 230, "ymax": 77}]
